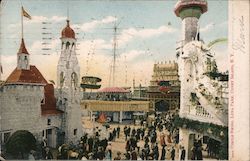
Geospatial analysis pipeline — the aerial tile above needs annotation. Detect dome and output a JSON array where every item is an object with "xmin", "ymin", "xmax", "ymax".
[{"xmin": 61, "ymin": 20, "xmax": 75, "ymax": 39}]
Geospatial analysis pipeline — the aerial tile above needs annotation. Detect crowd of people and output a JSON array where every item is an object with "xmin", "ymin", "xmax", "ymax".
[
  {"xmin": 38, "ymin": 112, "xmax": 185, "ymax": 160},
  {"xmin": 23, "ymin": 111, "xmax": 221, "ymax": 160}
]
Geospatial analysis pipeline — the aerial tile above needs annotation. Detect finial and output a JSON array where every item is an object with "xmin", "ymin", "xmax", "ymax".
[{"xmin": 66, "ymin": 19, "xmax": 70, "ymax": 27}]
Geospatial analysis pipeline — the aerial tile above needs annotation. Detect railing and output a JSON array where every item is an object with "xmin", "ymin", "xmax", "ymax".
[
  {"xmin": 189, "ymin": 105, "xmax": 212, "ymax": 118},
  {"xmin": 195, "ymin": 105, "xmax": 212, "ymax": 118}
]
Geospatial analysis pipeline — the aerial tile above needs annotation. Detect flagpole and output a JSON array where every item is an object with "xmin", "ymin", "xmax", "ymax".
[
  {"xmin": 21, "ymin": 6, "xmax": 23, "ymax": 39},
  {"xmin": 67, "ymin": 0, "xmax": 69, "ymax": 20}
]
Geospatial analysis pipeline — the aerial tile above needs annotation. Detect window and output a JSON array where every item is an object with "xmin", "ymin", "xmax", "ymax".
[
  {"xmin": 41, "ymin": 98, "xmax": 45, "ymax": 105},
  {"xmin": 4, "ymin": 132, "xmax": 11, "ymax": 143},
  {"xmin": 47, "ymin": 119, "xmax": 51, "ymax": 125},
  {"xmin": 66, "ymin": 42, "xmax": 70, "ymax": 49},
  {"xmin": 73, "ymin": 129, "xmax": 77, "ymax": 136},
  {"xmin": 61, "ymin": 42, "xmax": 64, "ymax": 49},
  {"xmin": 47, "ymin": 129, "xmax": 52, "ymax": 135}
]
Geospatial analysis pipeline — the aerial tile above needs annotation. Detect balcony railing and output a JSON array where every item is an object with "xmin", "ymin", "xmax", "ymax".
[{"xmin": 189, "ymin": 105, "xmax": 212, "ymax": 118}]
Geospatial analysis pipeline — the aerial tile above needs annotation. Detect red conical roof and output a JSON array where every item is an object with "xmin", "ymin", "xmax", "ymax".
[
  {"xmin": 61, "ymin": 20, "xmax": 75, "ymax": 39},
  {"xmin": 18, "ymin": 38, "xmax": 29, "ymax": 55},
  {"xmin": 5, "ymin": 65, "xmax": 47, "ymax": 84}
]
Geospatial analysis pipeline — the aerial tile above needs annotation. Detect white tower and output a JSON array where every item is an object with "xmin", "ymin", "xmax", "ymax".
[
  {"xmin": 174, "ymin": 1, "xmax": 228, "ymax": 159},
  {"xmin": 17, "ymin": 38, "xmax": 30, "ymax": 70},
  {"xmin": 57, "ymin": 20, "xmax": 82, "ymax": 143}
]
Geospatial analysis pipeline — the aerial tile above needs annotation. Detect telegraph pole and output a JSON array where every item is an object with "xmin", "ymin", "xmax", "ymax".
[{"xmin": 112, "ymin": 22, "xmax": 118, "ymax": 87}]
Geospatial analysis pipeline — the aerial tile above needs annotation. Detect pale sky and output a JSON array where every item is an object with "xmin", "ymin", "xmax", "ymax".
[{"xmin": 0, "ymin": 0, "xmax": 228, "ymax": 88}]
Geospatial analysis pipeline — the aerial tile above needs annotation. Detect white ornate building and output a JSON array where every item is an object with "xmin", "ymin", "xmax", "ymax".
[
  {"xmin": 56, "ymin": 19, "xmax": 83, "ymax": 144},
  {"xmin": 174, "ymin": 0, "xmax": 228, "ymax": 159}
]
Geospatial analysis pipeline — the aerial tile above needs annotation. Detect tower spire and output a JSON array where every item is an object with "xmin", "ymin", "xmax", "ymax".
[
  {"xmin": 67, "ymin": 0, "xmax": 69, "ymax": 21},
  {"xmin": 18, "ymin": 6, "xmax": 31, "ymax": 70}
]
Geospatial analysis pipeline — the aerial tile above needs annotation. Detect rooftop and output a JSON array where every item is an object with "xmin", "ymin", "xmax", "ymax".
[
  {"xmin": 98, "ymin": 87, "xmax": 130, "ymax": 93},
  {"xmin": 61, "ymin": 20, "xmax": 75, "ymax": 39},
  {"xmin": 18, "ymin": 38, "xmax": 29, "ymax": 55},
  {"xmin": 5, "ymin": 65, "xmax": 47, "ymax": 85}
]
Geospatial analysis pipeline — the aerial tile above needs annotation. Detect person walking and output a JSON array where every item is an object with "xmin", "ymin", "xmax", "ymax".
[
  {"xmin": 196, "ymin": 146, "xmax": 203, "ymax": 160},
  {"xmin": 141, "ymin": 128, "xmax": 145, "ymax": 140},
  {"xmin": 97, "ymin": 147, "xmax": 105, "ymax": 160},
  {"xmin": 180, "ymin": 146, "xmax": 186, "ymax": 160},
  {"xmin": 88, "ymin": 137, "xmax": 94, "ymax": 153},
  {"xmin": 44, "ymin": 147, "xmax": 53, "ymax": 160},
  {"xmin": 153, "ymin": 143, "xmax": 159, "ymax": 160},
  {"xmin": 160, "ymin": 132, "xmax": 166, "ymax": 147},
  {"xmin": 160, "ymin": 145, "xmax": 166, "ymax": 160},
  {"xmin": 112, "ymin": 128, "xmax": 117, "ymax": 141},
  {"xmin": 117, "ymin": 126, "xmax": 120, "ymax": 138},
  {"xmin": 128, "ymin": 127, "xmax": 131, "ymax": 137},
  {"xmin": 144, "ymin": 142, "xmax": 150, "ymax": 160},
  {"xmin": 41, "ymin": 139, "xmax": 47, "ymax": 159},
  {"xmin": 171, "ymin": 147, "xmax": 175, "ymax": 161},
  {"xmin": 125, "ymin": 151, "xmax": 131, "ymax": 160}
]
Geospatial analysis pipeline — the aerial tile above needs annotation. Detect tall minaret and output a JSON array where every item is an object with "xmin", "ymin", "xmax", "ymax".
[
  {"xmin": 174, "ymin": 0, "xmax": 208, "ymax": 116},
  {"xmin": 174, "ymin": 1, "xmax": 209, "ymax": 159},
  {"xmin": 17, "ymin": 38, "xmax": 30, "ymax": 70},
  {"xmin": 57, "ymin": 19, "xmax": 82, "ymax": 144},
  {"xmin": 57, "ymin": 20, "xmax": 80, "ymax": 90},
  {"xmin": 174, "ymin": 0, "xmax": 208, "ymax": 44}
]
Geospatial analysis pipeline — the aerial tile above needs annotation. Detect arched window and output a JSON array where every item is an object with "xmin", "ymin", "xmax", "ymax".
[
  {"xmin": 61, "ymin": 42, "xmax": 64, "ymax": 49},
  {"xmin": 66, "ymin": 41, "xmax": 70, "ymax": 49},
  {"xmin": 71, "ymin": 72, "xmax": 78, "ymax": 89},
  {"xmin": 60, "ymin": 72, "xmax": 64, "ymax": 88},
  {"xmin": 24, "ymin": 56, "xmax": 28, "ymax": 68}
]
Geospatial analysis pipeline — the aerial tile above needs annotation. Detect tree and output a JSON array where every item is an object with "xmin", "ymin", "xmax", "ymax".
[{"xmin": 5, "ymin": 130, "xmax": 36, "ymax": 159}]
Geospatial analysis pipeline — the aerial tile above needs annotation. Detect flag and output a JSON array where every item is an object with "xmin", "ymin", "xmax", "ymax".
[{"xmin": 22, "ymin": 6, "xmax": 31, "ymax": 19}]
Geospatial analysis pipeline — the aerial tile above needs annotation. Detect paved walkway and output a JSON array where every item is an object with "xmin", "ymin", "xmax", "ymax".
[
  {"xmin": 82, "ymin": 117, "xmax": 219, "ymax": 160},
  {"xmin": 82, "ymin": 117, "xmax": 179, "ymax": 160}
]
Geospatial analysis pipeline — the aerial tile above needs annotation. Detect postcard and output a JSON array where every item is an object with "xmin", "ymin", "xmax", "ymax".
[{"xmin": 0, "ymin": 0, "xmax": 249, "ymax": 160}]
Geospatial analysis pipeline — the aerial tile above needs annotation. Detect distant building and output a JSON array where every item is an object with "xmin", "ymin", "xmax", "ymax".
[
  {"xmin": 147, "ymin": 61, "xmax": 180, "ymax": 112},
  {"xmin": 81, "ymin": 87, "xmax": 151, "ymax": 124},
  {"xmin": 133, "ymin": 84, "xmax": 148, "ymax": 99}
]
